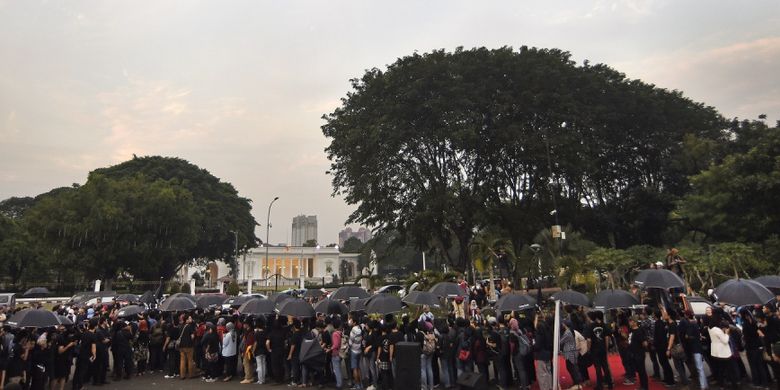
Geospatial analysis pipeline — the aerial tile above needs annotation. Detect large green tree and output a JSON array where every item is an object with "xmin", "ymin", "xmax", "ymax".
[
  {"xmin": 24, "ymin": 156, "xmax": 259, "ymax": 284},
  {"xmin": 323, "ymin": 46, "xmax": 724, "ymax": 273},
  {"xmin": 678, "ymin": 122, "xmax": 780, "ymax": 242}
]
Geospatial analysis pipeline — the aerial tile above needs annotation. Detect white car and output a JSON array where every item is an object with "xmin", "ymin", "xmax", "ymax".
[{"xmin": 376, "ymin": 284, "xmax": 406, "ymax": 298}]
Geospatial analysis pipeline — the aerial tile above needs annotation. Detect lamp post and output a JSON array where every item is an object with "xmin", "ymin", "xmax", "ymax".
[
  {"xmin": 530, "ymin": 243, "xmax": 543, "ymax": 302},
  {"xmin": 230, "ymin": 230, "xmax": 239, "ymax": 280},
  {"xmin": 265, "ymin": 196, "xmax": 279, "ymax": 286}
]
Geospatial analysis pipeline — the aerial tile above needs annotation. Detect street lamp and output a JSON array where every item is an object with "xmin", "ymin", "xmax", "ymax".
[
  {"xmin": 265, "ymin": 196, "xmax": 279, "ymax": 286},
  {"xmin": 230, "ymin": 230, "xmax": 239, "ymax": 279},
  {"xmin": 530, "ymin": 243, "xmax": 543, "ymax": 302}
]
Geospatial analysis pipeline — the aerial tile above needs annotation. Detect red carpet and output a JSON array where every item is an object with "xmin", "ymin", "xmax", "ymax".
[{"xmin": 532, "ymin": 354, "xmax": 666, "ymax": 390}]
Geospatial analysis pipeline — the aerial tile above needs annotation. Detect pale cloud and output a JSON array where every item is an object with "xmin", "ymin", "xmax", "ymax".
[{"xmin": 616, "ymin": 36, "xmax": 780, "ymax": 120}]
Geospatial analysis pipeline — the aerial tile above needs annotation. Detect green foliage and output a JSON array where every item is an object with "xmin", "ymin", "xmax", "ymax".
[
  {"xmin": 341, "ymin": 237, "xmax": 364, "ymax": 253},
  {"xmin": 303, "ymin": 239, "xmax": 318, "ymax": 247},
  {"xmin": 0, "ymin": 197, "xmax": 36, "ymax": 220},
  {"xmin": 226, "ymin": 281, "xmax": 240, "ymax": 296},
  {"xmin": 585, "ymin": 247, "xmax": 633, "ymax": 290},
  {"xmin": 679, "ymin": 123, "xmax": 780, "ymax": 242},
  {"xmin": 22, "ymin": 156, "xmax": 258, "ymax": 282},
  {"xmin": 180, "ymin": 282, "xmax": 191, "ymax": 294},
  {"xmin": 0, "ymin": 214, "xmax": 44, "ymax": 286},
  {"xmin": 323, "ymin": 46, "xmax": 724, "ymax": 275}
]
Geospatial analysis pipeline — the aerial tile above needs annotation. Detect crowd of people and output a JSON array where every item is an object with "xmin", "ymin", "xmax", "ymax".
[{"xmin": 0, "ymin": 281, "xmax": 779, "ymax": 390}]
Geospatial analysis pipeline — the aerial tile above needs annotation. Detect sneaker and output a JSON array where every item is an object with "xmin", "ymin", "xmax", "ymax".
[
  {"xmin": 206, "ymin": 378, "xmax": 217, "ymax": 383},
  {"xmin": 623, "ymin": 379, "xmax": 635, "ymax": 385},
  {"xmin": 241, "ymin": 379, "xmax": 254, "ymax": 384},
  {"xmin": 255, "ymin": 381, "xmax": 264, "ymax": 385},
  {"xmin": 164, "ymin": 375, "xmax": 175, "ymax": 379}
]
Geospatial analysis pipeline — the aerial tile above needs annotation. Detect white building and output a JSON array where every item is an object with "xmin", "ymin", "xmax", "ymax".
[
  {"xmin": 179, "ymin": 246, "xmax": 360, "ymax": 289},
  {"xmin": 291, "ymin": 215, "xmax": 317, "ymax": 246}
]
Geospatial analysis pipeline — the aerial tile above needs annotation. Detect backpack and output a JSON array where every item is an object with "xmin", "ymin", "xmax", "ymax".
[
  {"xmin": 422, "ymin": 332, "xmax": 436, "ymax": 355},
  {"xmin": 338, "ymin": 331, "xmax": 348, "ymax": 359},
  {"xmin": 457, "ymin": 333, "xmax": 471, "ymax": 362},
  {"xmin": 574, "ymin": 330, "xmax": 588, "ymax": 356},
  {"xmin": 514, "ymin": 331, "xmax": 531, "ymax": 357}
]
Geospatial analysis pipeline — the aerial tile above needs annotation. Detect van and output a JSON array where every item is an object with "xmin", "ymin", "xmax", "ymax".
[{"xmin": 0, "ymin": 293, "xmax": 16, "ymax": 310}]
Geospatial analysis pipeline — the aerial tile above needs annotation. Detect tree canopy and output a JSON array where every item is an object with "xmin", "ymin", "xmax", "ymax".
[
  {"xmin": 323, "ymin": 46, "xmax": 724, "ymax": 274},
  {"xmin": 22, "ymin": 156, "xmax": 258, "ymax": 285}
]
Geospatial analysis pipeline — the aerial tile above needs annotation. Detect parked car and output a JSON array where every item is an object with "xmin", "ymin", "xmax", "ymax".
[
  {"xmin": 376, "ymin": 284, "xmax": 406, "ymax": 297},
  {"xmin": 682, "ymin": 295, "xmax": 715, "ymax": 317},
  {"xmin": 67, "ymin": 291, "xmax": 117, "ymax": 307},
  {"xmin": 0, "ymin": 293, "xmax": 16, "ymax": 310}
]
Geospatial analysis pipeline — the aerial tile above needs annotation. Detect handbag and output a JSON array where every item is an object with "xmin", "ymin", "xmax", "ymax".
[
  {"xmin": 670, "ymin": 343, "xmax": 685, "ymax": 360},
  {"xmin": 457, "ymin": 348, "xmax": 471, "ymax": 362},
  {"xmin": 172, "ymin": 324, "xmax": 189, "ymax": 351},
  {"xmin": 205, "ymin": 351, "xmax": 219, "ymax": 362}
]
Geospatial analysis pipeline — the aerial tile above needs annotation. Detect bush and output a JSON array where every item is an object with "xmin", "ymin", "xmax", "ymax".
[
  {"xmin": 180, "ymin": 283, "xmax": 191, "ymax": 294},
  {"xmin": 226, "ymin": 281, "xmax": 240, "ymax": 296}
]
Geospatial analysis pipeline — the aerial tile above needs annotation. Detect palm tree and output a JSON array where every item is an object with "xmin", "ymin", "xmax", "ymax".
[{"xmin": 469, "ymin": 230, "xmax": 516, "ymax": 301}]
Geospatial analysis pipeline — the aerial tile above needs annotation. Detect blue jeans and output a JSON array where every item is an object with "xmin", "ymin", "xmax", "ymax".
[
  {"xmin": 255, "ymin": 355, "xmax": 266, "ymax": 384},
  {"xmin": 692, "ymin": 353, "xmax": 708, "ymax": 390},
  {"xmin": 440, "ymin": 357, "xmax": 454, "ymax": 388},
  {"xmin": 332, "ymin": 356, "xmax": 343, "ymax": 389},
  {"xmin": 420, "ymin": 354, "xmax": 434, "ymax": 390}
]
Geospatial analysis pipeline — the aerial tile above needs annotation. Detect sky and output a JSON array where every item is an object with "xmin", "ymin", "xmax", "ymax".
[{"xmin": 1, "ymin": 0, "xmax": 779, "ymax": 246}]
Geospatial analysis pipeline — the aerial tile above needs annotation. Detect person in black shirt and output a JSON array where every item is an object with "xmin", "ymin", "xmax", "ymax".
[
  {"xmin": 627, "ymin": 316, "xmax": 648, "ymax": 390},
  {"xmin": 664, "ymin": 310, "xmax": 688, "ymax": 387},
  {"xmin": 376, "ymin": 323, "xmax": 394, "ymax": 390},
  {"xmin": 287, "ymin": 320, "xmax": 303, "ymax": 386},
  {"xmin": 268, "ymin": 317, "xmax": 288, "ymax": 384},
  {"xmin": 94, "ymin": 318, "xmax": 110, "ymax": 385},
  {"xmin": 52, "ymin": 326, "xmax": 76, "ymax": 390},
  {"xmin": 111, "ymin": 322, "xmax": 133, "ymax": 380},
  {"xmin": 72, "ymin": 321, "xmax": 97, "ymax": 390},
  {"xmin": 651, "ymin": 310, "xmax": 674, "ymax": 386},
  {"xmin": 163, "ymin": 319, "xmax": 180, "ymax": 379},
  {"xmin": 585, "ymin": 311, "xmax": 613, "ymax": 390},
  {"xmin": 201, "ymin": 324, "xmax": 220, "ymax": 382}
]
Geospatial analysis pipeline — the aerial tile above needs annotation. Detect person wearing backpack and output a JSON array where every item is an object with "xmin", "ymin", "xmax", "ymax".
[
  {"xmin": 508, "ymin": 318, "xmax": 530, "ymax": 390},
  {"xmin": 438, "ymin": 322, "xmax": 456, "ymax": 389},
  {"xmin": 560, "ymin": 320, "xmax": 583, "ymax": 390},
  {"xmin": 455, "ymin": 319, "xmax": 473, "ymax": 376},
  {"xmin": 418, "ymin": 321, "xmax": 436, "ymax": 390}
]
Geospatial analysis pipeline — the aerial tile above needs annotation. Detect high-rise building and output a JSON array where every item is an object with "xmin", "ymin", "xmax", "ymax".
[
  {"xmin": 338, "ymin": 227, "xmax": 373, "ymax": 247},
  {"xmin": 292, "ymin": 215, "xmax": 318, "ymax": 246}
]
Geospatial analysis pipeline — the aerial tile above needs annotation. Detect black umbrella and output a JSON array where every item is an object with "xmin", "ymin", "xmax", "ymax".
[
  {"xmin": 304, "ymin": 289, "xmax": 326, "ymax": 299},
  {"xmin": 350, "ymin": 298, "xmax": 368, "ymax": 312},
  {"xmin": 271, "ymin": 293, "xmax": 295, "ymax": 305},
  {"xmin": 238, "ymin": 298, "xmax": 276, "ymax": 315},
  {"xmin": 115, "ymin": 294, "xmax": 140, "ymax": 303},
  {"xmin": 314, "ymin": 299, "xmax": 349, "ymax": 316},
  {"xmin": 57, "ymin": 315, "xmax": 74, "ymax": 326},
  {"xmin": 330, "ymin": 286, "xmax": 369, "ymax": 301},
  {"xmin": 196, "ymin": 294, "xmax": 228, "ymax": 309},
  {"xmin": 159, "ymin": 296, "xmax": 197, "ymax": 312},
  {"xmin": 299, "ymin": 338, "xmax": 327, "ymax": 367},
  {"xmin": 23, "ymin": 287, "xmax": 50, "ymax": 298},
  {"xmin": 231, "ymin": 294, "xmax": 265, "ymax": 308},
  {"xmin": 402, "ymin": 291, "xmax": 441, "ymax": 307},
  {"xmin": 753, "ymin": 275, "xmax": 780, "ymax": 293},
  {"xmin": 429, "ymin": 282, "xmax": 468, "ymax": 298},
  {"xmin": 495, "ymin": 294, "xmax": 537, "ymax": 312},
  {"xmin": 365, "ymin": 294, "xmax": 403, "ymax": 315},
  {"xmin": 117, "ymin": 305, "xmax": 146, "ymax": 318},
  {"xmin": 593, "ymin": 289, "xmax": 640, "ymax": 310},
  {"xmin": 551, "ymin": 290, "xmax": 591, "ymax": 307},
  {"xmin": 634, "ymin": 269, "xmax": 686, "ymax": 290},
  {"xmin": 139, "ymin": 291, "xmax": 157, "ymax": 304},
  {"xmin": 278, "ymin": 300, "xmax": 316, "ymax": 318},
  {"xmin": 7, "ymin": 309, "xmax": 60, "ymax": 328},
  {"xmin": 170, "ymin": 292, "xmax": 196, "ymax": 301},
  {"xmin": 714, "ymin": 279, "xmax": 774, "ymax": 307}
]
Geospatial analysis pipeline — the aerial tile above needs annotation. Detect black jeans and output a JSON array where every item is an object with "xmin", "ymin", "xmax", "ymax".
[
  {"xmin": 714, "ymin": 357, "xmax": 739, "ymax": 389},
  {"xmin": 631, "ymin": 352, "xmax": 648, "ymax": 390},
  {"xmin": 149, "ymin": 345, "xmax": 164, "ymax": 371},
  {"xmin": 746, "ymin": 347, "xmax": 770, "ymax": 386},
  {"xmin": 656, "ymin": 349, "xmax": 674, "ymax": 385},
  {"xmin": 592, "ymin": 351, "xmax": 613, "ymax": 390}
]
